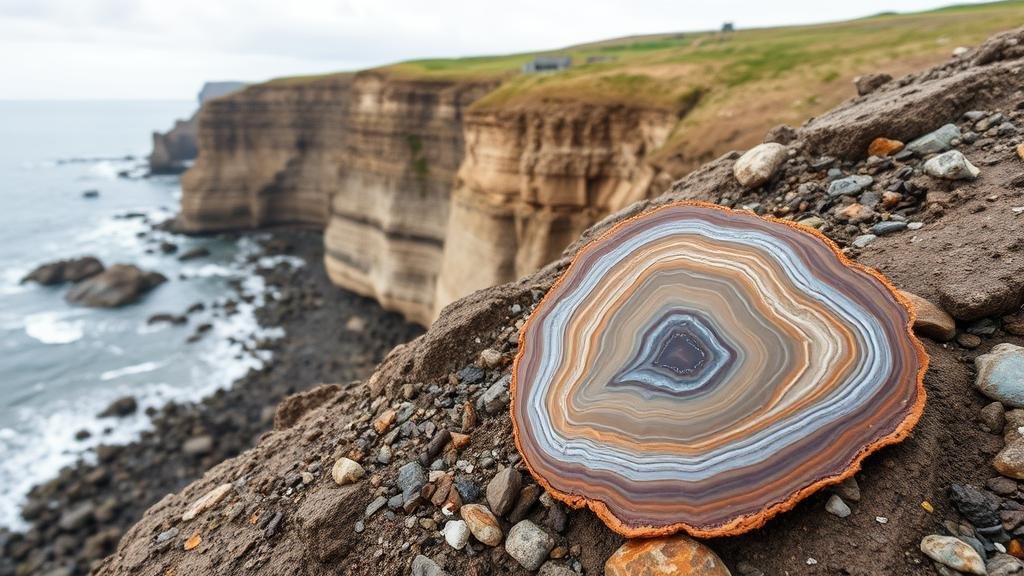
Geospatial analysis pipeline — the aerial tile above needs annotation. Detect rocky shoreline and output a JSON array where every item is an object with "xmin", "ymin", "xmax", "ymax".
[{"xmin": 0, "ymin": 228, "xmax": 422, "ymax": 576}]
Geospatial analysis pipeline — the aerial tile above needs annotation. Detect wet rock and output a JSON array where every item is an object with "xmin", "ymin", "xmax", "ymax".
[
  {"xmin": 65, "ymin": 264, "xmax": 166, "ymax": 308},
  {"xmin": 828, "ymin": 175, "xmax": 874, "ymax": 197},
  {"xmin": 605, "ymin": 535, "xmax": 730, "ymax": 576},
  {"xmin": 899, "ymin": 290, "xmax": 956, "ymax": 341},
  {"xmin": 98, "ymin": 396, "xmax": 138, "ymax": 418},
  {"xmin": 412, "ymin": 555, "xmax": 449, "ymax": 576},
  {"xmin": 177, "ymin": 246, "xmax": 211, "ymax": 261},
  {"xmin": 460, "ymin": 504, "xmax": 502, "ymax": 546},
  {"xmin": 22, "ymin": 256, "xmax": 104, "ymax": 285},
  {"xmin": 331, "ymin": 457, "xmax": 365, "ymax": 485},
  {"xmin": 868, "ymin": 137, "xmax": 904, "ymax": 157},
  {"xmin": 486, "ymin": 466, "xmax": 521, "ymax": 517},
  {"xmin": 920, "ymin": 534, "xmax": 986, "ymax": 575},
  {"xmin": 977, "ymin": 344, "xmax": 1024, "ymax": 408},
  {"xmin": 826, "ymin": 494, "xmax": 851, "ymax": 518},
  {"xmin": 733, "ymin": 143, "xmax": 788, "ymax": 188},
  {"xmin": 905, "ymin": 123, "xmax": 961, "ymax": 155},
  {"xmin": 442, "ymin": 520, "xmax": 469, "ymax": 550},
  {"xmin": 924, "ymin": 150, "xmax": 981, "ymax": 180},
  {"xmin": 181, "ymin": 483, "xmax": 232, "ymax": 521},
  {"xmin": 505, "ymin": 520, "xmax": 554, "ymax": 571}
]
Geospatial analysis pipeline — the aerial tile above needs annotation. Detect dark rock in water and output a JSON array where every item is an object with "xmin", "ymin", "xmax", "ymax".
[
  {"xmin": 74, "ymin": 429, "xmax": 91, "ymax": 441},
  {"xmin": 159, "ymin": 241, "xmax": 178, "ymax": 254},
  {"xmin": 98, "ymin": 396, "xmax": 138, "ymax": 418},
  {"xmin": 81, "ymin": 189, "xmax": 100, "ymax": 199},
  {"xmin": 178, "ymin": 246, "xmax": 211, "ymax": 261},
  {"xmin": 147, "ymin": 313, "xmax": 187, "ymax": 325},
  {"xmin": 21, "ymin": 257, "xmax": 104, "ymax": 285},
  {"xmin": 65, "ymin": 264, "xmax": 166, "ymax": 308}
]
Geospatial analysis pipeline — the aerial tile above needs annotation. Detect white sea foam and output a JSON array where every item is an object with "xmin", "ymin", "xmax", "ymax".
[
  {"xmin": 23, "ymin": 312, "xmax": 85, "ymax": 344},
  {"xmin": 99, "ymin": 361, "xmax": 163, "ymax": 381},
  {"xmin": 0, "ymin": 235, "xmax": 302, "ymax": 530}
]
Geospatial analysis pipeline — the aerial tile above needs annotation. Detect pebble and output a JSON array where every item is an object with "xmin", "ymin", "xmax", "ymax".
[
  {"xmin": 733, "ymin": 143, "xmax": 788, "ymax": 188},
  {"xmin": 988, "ymin": 553, "xmax": 1024, "ymax": 576},
  {"xmin": 959, "ymin": 333, "xmax": 983, "ymax": 349},
  {"xmin": 851, "ymin": 234, "xmax": 877, "ymax": 248},
  {"xmin": 365, "ymin": 495, "xmax": 387, "ymax": 518},
  {"xmin": 949, "ymin": 483, "xmax": 1001, "ymax": 528},
  {"xmin": 605, "ymin": 535, "xmax": 730, "ymax": 576},
  {"xmin": 397, "ymin": 461, "xmax": 427, "ymax": 499},
  {"xmin": 505, "ymin": 520, "xmax": 555, "ymax": 571},
  {"xmin": 977, "ymin": 344, "xmax": 1024, "ymax": 408},
  {"xmin": 479, "ymin": 375, "xmax": 510, "ymax": 414},
  {"xmin": 995, "ymin": 440, "xmax": 1024, "ymax": 480},
  {"xmin": 442, "ymin": 520, "xmax": 469, "ymax": 550},
  {"xmin": 981, "ymin": 402, "xmax": 1008, "ymax": 434},
  {"xmin": 869, "ymin": 221, "xmax": 907, "ymax": 236},
  {"xmin": 828, "ymin": 174, "xmax": 874, "ymax": 197},
  {"xmin": 826, "ymin": 494, "xmax": 851, "ymax": 518},
  {"xmin": 331, "ymin": 458, "xmax": 366, "ymax": 486},
  {"xmin": 899, "ymin": 290, "xmax": 956, "ymax": 342},
  {"xmin": 924, "ymin": 150, "xmax": 981, "ymax": 180},
  {"xmin": 538, "ymin": 562, "xmax": 577, "ymax": 576},
  {"xmin": 478, "ymin": 348, "xmax": 503, "ymax": 368},
  {"xmin": 987, "ymin": 475, "xmax": 1017, "ymax": 495},
  {"xmin": 797, "ymin": 215, "xmax": 825, "ymax": 229},
  {"xmin": 373, "ymin": 408, "xmax": 396, "ymax": 433},
  {"xmin": 412, "ymin": 554, "xmax": 449, "ymax": 576},
  {"xmin": 181, "ymin": 483, "xmax": 233, "ymax": 521},
  {"xmin": 838, "ymin": 203, "xmax": 875, "ymax": 223},
  {"xmin": 905, "ymin": 123, "xmax": 961, "ymax": 155},
  {"xmin": 155, "ymin": 527, "xmax": 179, "ymax": 544},
  {"xmin": 460, "ymin": 503, "xmax": 503, "ymax": 546},
  {"xmin": 920, "ymin": 534, "xmax": 986, "ymax": 575},
  {"xmin": 833, "ymin": 476, "xmax": 861, "ymax": 502},
  {"xmin": 486, "ymin": 466, "xmax": 521, "ymax": 516},
  {"xmin": 868, "ymin": 137, "xmax": 905, "ymax": 157}
]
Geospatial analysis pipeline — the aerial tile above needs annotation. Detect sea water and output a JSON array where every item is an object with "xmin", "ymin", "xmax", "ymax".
[{"xmin": 0, "ymin": 101, "xmax": 293, "ymax": 529}]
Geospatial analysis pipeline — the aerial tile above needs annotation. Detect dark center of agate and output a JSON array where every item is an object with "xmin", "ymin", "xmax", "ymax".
[{"xmin": 610, "ymin": 310, "xmax": 734, "ymax": 397}]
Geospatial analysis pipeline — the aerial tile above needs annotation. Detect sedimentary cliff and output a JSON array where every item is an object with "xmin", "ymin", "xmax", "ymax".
[
  {"xmin": 434, "ymin": 104, "xmax": 679, "ymax": 318},
  {"xmin": 149, "ymin": 115, "xmax": 197, "ymax": 175},
  {"xmin": 321, "ymin": 73, "xmax": 497, "ymax": 324},
  {"xmin": 177, "ymin": 76, "xmax": 354, "ymax": 231},
  {"xmin": 178, "ymin": 76, "xmax": 685, "ymax": 323}
]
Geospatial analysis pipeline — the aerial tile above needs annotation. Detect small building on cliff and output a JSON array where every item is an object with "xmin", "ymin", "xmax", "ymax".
[{"xmin": 522, "ymin": 56, "xmax": 571, "ymax": 74}]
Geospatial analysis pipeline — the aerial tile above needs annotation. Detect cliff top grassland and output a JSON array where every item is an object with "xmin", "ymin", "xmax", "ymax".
[{"xmin": 259, "ymin": 1, "xmax": 1024, "ymax": 171}]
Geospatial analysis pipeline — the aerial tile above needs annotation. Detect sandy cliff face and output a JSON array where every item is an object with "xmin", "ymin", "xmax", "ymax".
[
  {"xmin": 177, "ymin": 77, "xmax": 353, "ymax": 231},
  {"xmin": 434, "ymin": 105, "xmax": 678, "ymax": 318},
  {"xmin": 178, "ymin": 73, "xmax": 681, "ymax": 324},
  {"xmin": 322, "ymin": 73, "xmax": 495, "ymax": 325}
]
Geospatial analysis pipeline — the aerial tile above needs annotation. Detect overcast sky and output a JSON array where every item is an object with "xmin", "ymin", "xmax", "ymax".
[{"xmin": 0, "ymin": 0, "xmax": 993, "ymax": 100}]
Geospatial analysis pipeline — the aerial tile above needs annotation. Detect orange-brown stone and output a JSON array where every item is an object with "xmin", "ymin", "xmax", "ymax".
[
  {"xmin": 373, "ymin": 408, "xmax": 396, "ymax": 433},
  {"xmin": 605, "ymin": 536, "xmax": 731, "ymax": 576},
  {"xmin": 868, "ymin": 137, "xmax": 905, "ymax": 157},
  {"xmin": 899, "ymin": 290, "xmax": 956, "ymax": 342}
]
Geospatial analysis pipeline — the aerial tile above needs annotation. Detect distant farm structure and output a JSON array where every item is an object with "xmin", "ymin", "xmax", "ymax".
[{"xmin": 522, "ymin": 56, "xmax": 572, "ymax": 74}]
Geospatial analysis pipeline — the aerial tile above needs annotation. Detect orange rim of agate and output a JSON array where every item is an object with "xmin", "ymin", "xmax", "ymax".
[{"xmin": 509, "ymin": 200, "xmax": 930, "ymax": 539}]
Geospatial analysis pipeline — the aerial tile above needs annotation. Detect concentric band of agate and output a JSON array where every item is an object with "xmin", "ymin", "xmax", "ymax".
[{"xmin": 511, "ymin": 202, "xmax": 927, "ymax": 538}]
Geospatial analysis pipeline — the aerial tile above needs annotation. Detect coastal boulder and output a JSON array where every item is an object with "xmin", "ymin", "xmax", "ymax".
[
  {"xmin": 22, "ymin": 256, "xmax": 104, "ymax": 285},
  {"xmin": 65, "ymin": 264, "xmax": 166, "ymax": 308}
]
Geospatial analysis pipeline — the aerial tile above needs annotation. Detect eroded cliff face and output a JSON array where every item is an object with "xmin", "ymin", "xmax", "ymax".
[
  {"xmin": 433, "ymin": 105, "xmax": 678, "ymax": 318},
  {"xmin": 178, "ymin": 73, "xmax": 683, "ymax": 324},
  {"xmin": 322, "ymin": 73, "xmax": 496, "ymax": 325},
  {"xmin": 177, "ymin": 77, "xmax": 353, "ymax": 231}
]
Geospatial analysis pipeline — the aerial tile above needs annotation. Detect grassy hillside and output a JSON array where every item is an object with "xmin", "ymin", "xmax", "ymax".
[{"xmin": 276, "ymin": 1, "xmax": 1024, "ymax": 170}]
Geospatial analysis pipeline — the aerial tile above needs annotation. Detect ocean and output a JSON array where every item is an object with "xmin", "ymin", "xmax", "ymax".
[{"xmin": 0, "ymin": 101, "xmax": 293, "ymax": 530}]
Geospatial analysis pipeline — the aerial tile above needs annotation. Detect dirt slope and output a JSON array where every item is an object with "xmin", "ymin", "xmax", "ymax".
[{"xmin": 96, "ymin": 28, "xmax": 1024, "ymax": 576}]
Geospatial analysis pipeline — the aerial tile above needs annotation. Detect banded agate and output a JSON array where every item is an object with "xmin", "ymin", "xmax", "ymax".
[{"xmin": 511, "ymin": 202, "xmax": 927, "ymax": 538}]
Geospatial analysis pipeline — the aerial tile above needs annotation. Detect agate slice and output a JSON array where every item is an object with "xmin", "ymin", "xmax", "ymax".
[{"xmin": 511, "ymin": 202, "xmax": 927, "ymax": 538}]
